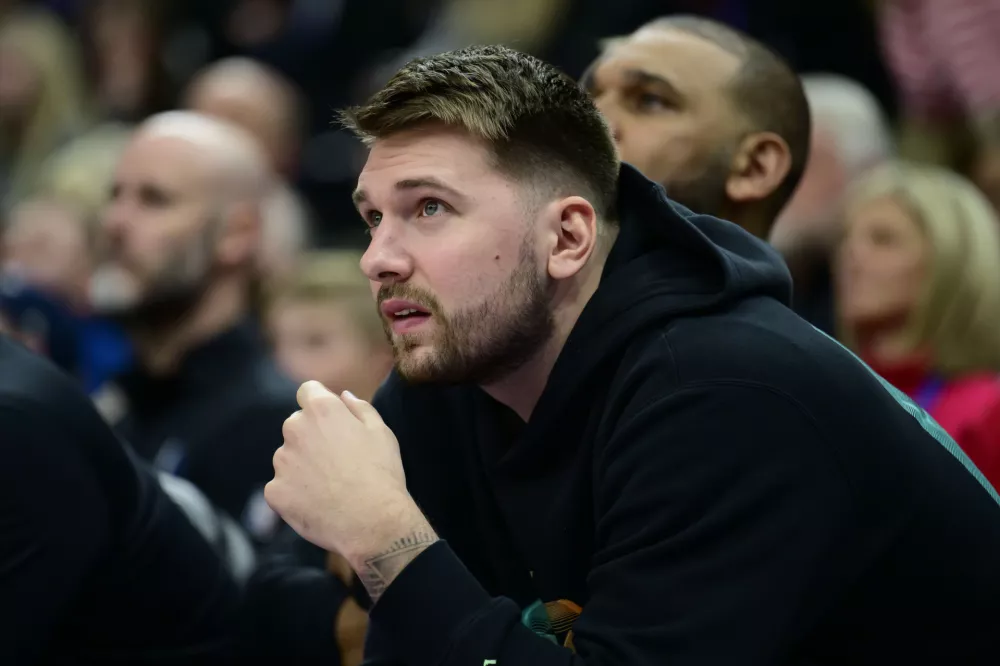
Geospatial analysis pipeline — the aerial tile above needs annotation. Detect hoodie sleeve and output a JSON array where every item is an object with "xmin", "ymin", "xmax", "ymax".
[{"xmin": 364, "ymin": 382, "xmax": 858, "ymax": 666}]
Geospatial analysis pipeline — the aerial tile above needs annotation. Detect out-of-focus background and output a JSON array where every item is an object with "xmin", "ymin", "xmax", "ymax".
[
  {"xmin": 8, "ymin": 0, "xmax": 1000, "ymax": 661},
  {"xmin": 1, "ymin": 0, "xmax": 904, "ymax": 252}
]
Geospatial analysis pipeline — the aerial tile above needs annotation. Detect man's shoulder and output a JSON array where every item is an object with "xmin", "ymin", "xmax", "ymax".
[
  {"xmin": 0, "ymin": 336, "xmax": 107, "ymax": 435},
  {"xmin": 650, "ymin": 297, "xmax": 861, "ymax": 391}
]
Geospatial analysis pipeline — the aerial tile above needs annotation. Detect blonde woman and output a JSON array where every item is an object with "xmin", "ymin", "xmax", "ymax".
[
  {"xmin": 0, "ymin": 9, "xmax": 89, "ymax": 208},
  {"xmin": 836, "ymin": 161, "xmax": 1000, "ymax": 488}
]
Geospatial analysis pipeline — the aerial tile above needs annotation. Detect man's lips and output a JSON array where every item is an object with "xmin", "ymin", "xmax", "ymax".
[{"xmin": 380, "ymin": 299, "xmax": 432, "ymax": 334}]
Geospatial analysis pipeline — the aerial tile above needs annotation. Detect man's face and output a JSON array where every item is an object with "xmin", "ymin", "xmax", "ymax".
[
  {"xmin": 91, "ymin": 134, "xmax": 220, "ymax": 320},
  {"xmin": 585, "ymin": 27, "xmax": 743, "ymax": 214},
  {"xmin": 356, "ymin": 127, "xmax": 554, "ymax": 386}
]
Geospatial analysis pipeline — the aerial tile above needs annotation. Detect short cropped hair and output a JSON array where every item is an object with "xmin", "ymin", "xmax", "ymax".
[
  {"xmin": 339, "ymin": 45, "xmax": 620, "ymax": 223},
  {"xmin": 638, "ymin": 16, "xmax": 811, "ymax": 217},
  {"xmin": 266, "ymin": 250, "xmax": 384, "ymax": 344}
]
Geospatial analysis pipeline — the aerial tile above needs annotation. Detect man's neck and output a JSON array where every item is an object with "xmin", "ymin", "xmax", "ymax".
[
  {"xmin": 132, "ymin": 279, "xmax": 249, "ymax": 376},
  {"xmin": 719, "ymin": 202, "xmax": 771, "ymax": 241},
  {"xmin": 481, "ymin": 255, "xmax": 608, "ymax": 422}
]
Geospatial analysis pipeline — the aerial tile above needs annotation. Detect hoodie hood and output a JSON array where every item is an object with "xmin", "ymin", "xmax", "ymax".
[{"xmin": 525, "ymin": 163, "xmax": 792, "ymax": 428}]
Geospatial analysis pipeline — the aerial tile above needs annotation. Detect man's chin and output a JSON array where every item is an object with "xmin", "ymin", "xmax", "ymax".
[{"xmin": 392, "ymin": 345, "xmax": 450, "ymax": 385}]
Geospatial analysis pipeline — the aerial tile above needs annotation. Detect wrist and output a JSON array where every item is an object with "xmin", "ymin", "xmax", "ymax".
[
  {"xmin": 342, "ymin": 493, "xmax": 430, "ymax": 564},
  {"xmin": 344, "ymin": 495, "xmax": 439, "ymax": 604}
]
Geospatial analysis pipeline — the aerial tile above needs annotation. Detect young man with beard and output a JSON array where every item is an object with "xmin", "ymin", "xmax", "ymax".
[
  {"xmin": 583, "ymin": 16, "xmax": 810, "ymax": 240},
  {"xmin": 265, "ymin": 46, "xmax": 1000, "ymax": 665},
  {"xmin": 92, "ymin": 111, "xmax": 298, "ymax": 543}
]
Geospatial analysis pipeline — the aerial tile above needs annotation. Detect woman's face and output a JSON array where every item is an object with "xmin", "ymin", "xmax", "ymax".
[{"xmin": 836, "ymin": 195, "xmax": 929, "ymax": 328}]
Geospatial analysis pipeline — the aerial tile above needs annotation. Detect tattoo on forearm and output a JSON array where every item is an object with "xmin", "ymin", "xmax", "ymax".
[{"xmin": 360, "ymin": 531, "xmax": 438, "ymax": 603}]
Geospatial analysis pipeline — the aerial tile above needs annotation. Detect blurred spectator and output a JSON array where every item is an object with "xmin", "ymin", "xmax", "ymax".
[
  {"xmin": 90, "ymin": 111, "xmax": 298, "ymax": 543},
  {"xmin": 0, "ymin": 7, "xmax": 88, "ymax": 208},
  {"xmin": 836, "ymin": 161, "xmax": 1000, "ymax": 489},
  {"xmin": 772, "ymin": 74, "xmax": 893, "ymax": 333},
  {"xmin": 3, "ymin": 123, "xmax": 129, "ymax": 309},
  {"xmin": 267, "ymin": 250, "xmax": 391, "ymax": 399},
  {"xmin": 0, "ymin": 123, "xmax": 133, "ymax": 390},
  {"xmin": 243, "ymin": 249, "xmax": 396, "ymax": 664},
  {"xmin": 185, "ymin": 56, "xmax": 311, "ymax": 283},
  {"xmin": 80, "ymin": 0, "xmax": 178, "ymax": 122},
  {"xmin": 0, "ymin": 333, "xmax": 243, "ymax": 663},
  {"xmin": 185, "ymin": 56, "xmax": 304, "ymax": 178},
  {"xmin": 878, "ymin": 0, "xmax": 1000, "ymax": 207},
  {"xmin": 365, "ymin": 0, "xmax": 569, "ymax": 87},
  {"xmin": 584, "ymin": 16, "xmax": 810, "ymax": 238}
]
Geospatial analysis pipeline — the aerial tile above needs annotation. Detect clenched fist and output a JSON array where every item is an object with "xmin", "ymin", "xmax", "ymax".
[{"xmin": 265, "ymin": 381, "xmax": 436, "ymax": 592}]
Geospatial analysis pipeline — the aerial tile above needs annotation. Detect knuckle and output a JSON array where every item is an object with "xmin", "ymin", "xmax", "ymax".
[
  {"xmin": 262, "ymin": 480, "xmax": 279, "ymax": 509},
  {"xmin": 309, "ymin": 393, "xmax": 338, "ymax": 417},
  {"xmin": 281, "ymin": 412, "xmax": 300, "ymax": 441}
]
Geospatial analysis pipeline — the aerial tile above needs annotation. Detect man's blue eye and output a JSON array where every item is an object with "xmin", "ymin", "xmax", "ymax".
[{"xmin": 422, "ymin": 200, "xmax": 441, "ymax": 216}]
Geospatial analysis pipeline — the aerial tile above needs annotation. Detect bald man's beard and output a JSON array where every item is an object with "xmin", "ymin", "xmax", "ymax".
[
  {"xmin": 662, "ymin": 146, "xmax": 734, "ymax": 219},
  {"xmin": 90, "ymin": 221, "xmax": 219, "ymax": 331},
  {"xmin": 380, "ymin": 238, "xmax": 555, "ymax": 387}
]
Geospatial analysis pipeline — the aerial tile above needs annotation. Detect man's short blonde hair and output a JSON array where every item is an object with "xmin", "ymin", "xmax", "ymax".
[{"xmin": 267, "ymin": 251, "xmax": 383, "ymax": 344}]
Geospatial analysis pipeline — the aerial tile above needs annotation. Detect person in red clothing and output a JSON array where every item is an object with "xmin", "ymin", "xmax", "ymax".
[{"xmin": 836, "ymin": 161, "xmax": 1000, "ymax": 489}]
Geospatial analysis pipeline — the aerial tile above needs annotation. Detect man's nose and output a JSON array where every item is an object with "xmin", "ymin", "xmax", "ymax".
[{"xmin": 360, "ymin": 224, "xmax": 414, "ymax": 285}]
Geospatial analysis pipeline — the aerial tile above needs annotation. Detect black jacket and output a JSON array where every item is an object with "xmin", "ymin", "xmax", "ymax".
[
  {"xmin": 110, "ymin": 321, "xmax": 298, "ymax": 542},
  {"xmin": 0, "ymin": 335, "xmax": 241, "ymax": 664},
  {"xmin": 363, "ymin": 164, "xmax": 1000, "ymax": 665}
]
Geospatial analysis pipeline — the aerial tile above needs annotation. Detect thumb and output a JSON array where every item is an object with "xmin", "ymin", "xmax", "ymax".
[{"xmin": 340, "ymin": 390, "xmax": 381, "ymax": 425}]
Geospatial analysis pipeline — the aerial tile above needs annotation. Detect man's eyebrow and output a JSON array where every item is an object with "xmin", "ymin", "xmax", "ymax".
[
  {"xmin": 352, "ymin": 177, "xmax": 466, "ymax": 209},
  {"xmin": 623, "ymin": 69, "xmax": 683, "ymax": 97},
  {"xmin": 352, "ymin": 188, "xmax": 367, "ymax": 208}
]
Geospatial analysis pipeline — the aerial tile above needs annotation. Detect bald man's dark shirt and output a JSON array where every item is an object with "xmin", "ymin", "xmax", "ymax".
[{"xmin": 110, "ymin": 321, "xmax": 298, "ymax": 543}]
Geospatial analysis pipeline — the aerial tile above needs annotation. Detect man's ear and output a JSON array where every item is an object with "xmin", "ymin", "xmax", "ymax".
[
  {"xmin": 216, "ymin": 201, "xmax": 261, "ymax": 268},
  {"xmin": 545, "ymin": 196, "xmax": 599, "ymax": 280},
  {"xmin": 726, "ymin": 131, "xmax": 792, "ymax": 205}
]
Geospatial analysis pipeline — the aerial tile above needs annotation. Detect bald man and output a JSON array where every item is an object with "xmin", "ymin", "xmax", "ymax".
[
  {"xmin": 185, "ymin": 57, "xmax": 304, "ymax": 178},
  {"xmin": 91, "ymin": 111, "xmax": 299, "ymax": 544},
  {"xmin": 584, "ymin": 16, "xmax": 810, "ymax": 239}
]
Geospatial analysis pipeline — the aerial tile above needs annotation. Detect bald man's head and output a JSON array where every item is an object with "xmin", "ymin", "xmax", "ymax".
[
  {"xmin": 136, "ymin": 110, "xmax": 273, "ymax": 200},
  {"xmin": 91, "ymin": 111, "xmax": 274, "ymax": 321},
  {"xmin": 185, "ymin": 58, "xmax": 303, "ymax": 175}
]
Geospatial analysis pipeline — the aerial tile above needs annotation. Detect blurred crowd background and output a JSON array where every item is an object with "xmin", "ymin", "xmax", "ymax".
[{"xmin": 4, "ymin": 0, "xmax": 1000, "ymax": 661}]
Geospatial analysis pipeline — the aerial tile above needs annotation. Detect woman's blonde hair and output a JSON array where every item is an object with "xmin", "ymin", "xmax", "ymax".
[
  {"xmin": 841, "ymin": 161, "xmax": 1000, "ymax": 375},
  {"xmin": 26, "ymin": 123, "xmax": 131, "ymax": 244},
  {"xmin": 267, "ymin": 250, "xmax": 385, "ymax": 345},
  {"xmin": 0, "ymin": 10, "xmax": 89, "ymax": 207}
]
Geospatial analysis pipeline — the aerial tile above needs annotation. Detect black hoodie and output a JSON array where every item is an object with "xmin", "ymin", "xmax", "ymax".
[{"xmin": 363, "ymin": 164, "xmax": 1000, "ymax": 665}]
